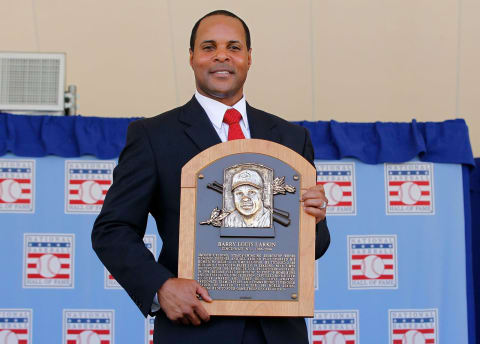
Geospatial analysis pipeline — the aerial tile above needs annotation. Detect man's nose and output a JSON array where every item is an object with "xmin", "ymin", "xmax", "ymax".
[{"xmin": 214, "ymin": 48, "xmax": 230, "ymax": 62}]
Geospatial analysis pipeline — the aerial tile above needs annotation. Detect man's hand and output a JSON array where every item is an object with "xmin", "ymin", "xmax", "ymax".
[
  {"xmin": 301, "ymin": 184, "xmax": 328, "ymax": 223},
  {"xmin": 157, "ymin": 278, "xmax": 212, "ymax": 325}
]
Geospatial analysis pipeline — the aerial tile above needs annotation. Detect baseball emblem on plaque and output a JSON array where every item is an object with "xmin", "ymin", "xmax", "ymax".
[{"xmin": 178, "ymin": 139, "xmax": 316, "ymax": 317}]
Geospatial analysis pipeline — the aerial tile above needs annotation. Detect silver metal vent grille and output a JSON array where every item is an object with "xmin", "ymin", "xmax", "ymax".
[{"xmin": 0, "ymin": 52, "xmax": 65, "ymax": 112}]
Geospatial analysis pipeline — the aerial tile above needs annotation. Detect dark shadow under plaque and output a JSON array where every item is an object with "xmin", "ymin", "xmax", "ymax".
[{"xmin": 195, "ymin": 153, "xmax": 300, "ymax": 301}]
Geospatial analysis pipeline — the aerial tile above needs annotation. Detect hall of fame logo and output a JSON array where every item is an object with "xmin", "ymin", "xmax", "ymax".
[
  {"xmin": 309, "ymin": 310, "xmax": 359, "ymax": 344},
  {"xmin": 385, "ymin": 163, "xmax": 434, "ymax": 215},
  {"xmin": 63, "ymin": 310, "xmax": 114, "ymax": 344},
  {"xmin": 145, "ymin": 316, "xmax": 154, "ymax": 344},
  {"xmin": 105, "ymin": 235, "xmax": 157, "ymax": 289},
  {"xmin": 0, "ymin": 159, "xmax": 34, "ymax": 213},
  {"xmin": 0, "ymin": 309, "xmax": 32, "ymax": 344},
  {"xmin": 389, "ymin": 309, "xmax": 438, "ymax": 344},
  {"xmin": 348, "ymin": 235, "xmax": 397, "ymax": 289},
  {"xmin": 65, "ymin": 160, "xmax": 115, "ymax": 214},
  {"xmin": 315, "ymin": 162, "xmax": 356, "ymax": 215},
  {"xmin": 23, "ymin": 233, "xmax": 74, "ymax": 288}
]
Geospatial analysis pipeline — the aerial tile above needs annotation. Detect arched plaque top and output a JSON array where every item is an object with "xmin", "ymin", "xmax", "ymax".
[{"xmin": 181, "ymin": 139, "xmax": 316, "ymax": 189}]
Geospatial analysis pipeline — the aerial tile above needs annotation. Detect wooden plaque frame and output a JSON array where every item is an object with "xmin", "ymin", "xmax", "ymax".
[{"xmin": 178, "ymin": 139, "xmax": 316, "ymax": 317}]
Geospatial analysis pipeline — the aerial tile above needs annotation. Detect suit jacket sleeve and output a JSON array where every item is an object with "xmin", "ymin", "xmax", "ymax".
[
  {"xmin": 91, "ymin": 120, "xmax": 174, "ymax": 317},
  {"xmin": 301, "ymin": 127, "xmax": 331, "ymax": 260}
]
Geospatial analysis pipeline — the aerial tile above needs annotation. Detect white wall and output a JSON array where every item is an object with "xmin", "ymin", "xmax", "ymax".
[{"xmin": 1, "ymin": 0, "xmax": 479, "ymax": 154}]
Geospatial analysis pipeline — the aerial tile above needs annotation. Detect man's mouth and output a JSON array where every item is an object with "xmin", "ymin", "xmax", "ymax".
[
  {"xmin": 210, "ymin": 65, "xmax": 234, "ymax": 75},
  {"xmin": 241, "ymin": 201, "xmax": 253, "ymax": 210},
  {"xmin": 210, "ymin": 70, "xmax": 233, "ymax": 76}
]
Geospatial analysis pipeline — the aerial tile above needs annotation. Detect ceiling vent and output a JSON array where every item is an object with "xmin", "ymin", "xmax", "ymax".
[{"xmin": 0, "ymin": 52, "xmax": 66, "ymax": 113}]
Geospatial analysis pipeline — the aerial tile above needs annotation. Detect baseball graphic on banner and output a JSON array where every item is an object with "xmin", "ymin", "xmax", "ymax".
[
  {"xmin": 324, "ymin": 182, "xmax": 343, "ymax": 206},
  {"xmin": 399, "ymin": 182, "xmax": 421, "ymax": 205},
  {"xmin": 38, "ymin": 254, "xmax": 61, "ymax": 278},
  {"xmin": 0, "ymin": 330, "xmax": 19, "ymax": 344},
  {"xmin": 402, "ymin": 330, "xmax": 426, "ymax": 344},
  {"xmin": 79, "ymin": 181, "xmax": 103, "ymax": 204},
  {"xmin": 324, "ymin": 331, "xmax": 346, "ymax": 344},
  {"xmin": 77, "ymin": 330, "xmax": 101, "ymax": 344},
  {"xmin": 0, "ymin": 179, "xmax": 21, "ymax": 203},
  {"xmin": 361, "ymin": 255, "xmax": 385, "ymax": 279}
]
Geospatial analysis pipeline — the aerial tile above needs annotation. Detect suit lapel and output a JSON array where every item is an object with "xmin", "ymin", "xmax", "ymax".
[
  {"xmin": 179, "ymin": 96, "xmax": 222, "ymax": 152},
  {"xmin": 179, "ymin": 97, "xmax": 281, "ymax": 151},
  {"xmin": 247, "ymin": 103, "xmax": 281, "ymax": 144}
]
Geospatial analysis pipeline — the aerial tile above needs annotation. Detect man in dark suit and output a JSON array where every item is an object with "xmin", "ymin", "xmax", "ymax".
[{"xmin": 92, "ymin": 10, "xmax": 330, "ymax": 344}]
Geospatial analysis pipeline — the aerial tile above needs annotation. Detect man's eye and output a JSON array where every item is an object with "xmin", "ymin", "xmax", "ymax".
[
  {"xmin": 203, "ymin": 45, "xmax": 214, "ymax": 51},
  {"xmin": 248, "ymin": 191, "xmax": 255, "ymax": 196},
  {"xmin": 230, "ymin": 46, "xmax": 240, "ymax": 50}
]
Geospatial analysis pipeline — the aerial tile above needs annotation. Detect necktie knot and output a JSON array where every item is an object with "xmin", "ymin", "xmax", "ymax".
[
  {"xmin": 223, "ymin": 108, "xmax": 242, "ymax": 125},
  {"xmin": 223, "ymin": 108, "xmax": 245, "ymax": 140}
]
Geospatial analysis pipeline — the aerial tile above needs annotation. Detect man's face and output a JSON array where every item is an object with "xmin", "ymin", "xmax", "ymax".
[
  {"xmin": 190, "ymin": 15, "xmax": 252, "ymax": 106},
  {"xmin": 233, "ymin": 184, "xmax": 263, "ymax": 217}
]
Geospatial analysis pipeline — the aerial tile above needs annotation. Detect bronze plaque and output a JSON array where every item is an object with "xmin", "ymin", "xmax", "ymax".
[{"xmin": 179, "ymin": 139, "xmax": 316, "ymax": 317}]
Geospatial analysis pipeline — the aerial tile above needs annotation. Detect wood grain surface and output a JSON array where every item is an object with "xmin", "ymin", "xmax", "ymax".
[{"xmin": 178, "ymin": 139, "xmax": 316, "ymax": 317}]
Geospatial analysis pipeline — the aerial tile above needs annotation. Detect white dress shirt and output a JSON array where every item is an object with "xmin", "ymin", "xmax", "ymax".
[
  {"xmin": 194, "ymin": 91, "xmax": 251, "ymax": 142},
  {"xmin": 151, "ymin": 92, "xmax": 251, "ymax": 312}
]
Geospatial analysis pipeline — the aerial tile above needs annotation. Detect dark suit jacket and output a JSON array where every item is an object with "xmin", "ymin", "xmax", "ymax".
[{"xmin": 92, "ymin": 97, "xmax": 330, "ymax": 344}]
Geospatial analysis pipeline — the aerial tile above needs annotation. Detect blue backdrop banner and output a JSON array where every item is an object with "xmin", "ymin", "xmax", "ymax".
[{"xmin": 0, "ymin": 114, "xmax": 476, "ymax": 344}]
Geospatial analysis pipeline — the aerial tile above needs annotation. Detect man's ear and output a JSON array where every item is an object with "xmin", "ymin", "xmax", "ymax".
[
  {"xmin": 189, "ymin": 48, "xmax": 194, "ymax": 68},
  {"xmin": 247, "ymin": 48, "xmax": 252, "ymax": 68}
]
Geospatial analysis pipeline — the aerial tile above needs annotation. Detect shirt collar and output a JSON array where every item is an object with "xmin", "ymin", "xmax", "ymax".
[{"xmin": 194, "ymin": 91, "xmax": 248, "ymax": 131}]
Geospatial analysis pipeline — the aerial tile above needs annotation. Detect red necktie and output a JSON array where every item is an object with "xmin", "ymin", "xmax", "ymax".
[{"xmin": 223, "ymin": 108, "xmax": 245, "ymax": 141}]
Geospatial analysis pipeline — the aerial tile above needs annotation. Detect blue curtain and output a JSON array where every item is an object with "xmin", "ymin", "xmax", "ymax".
[
  {"xmin": 0, "ymin": 113, "xmax": 477, "ymax": 342},
  {"xmin": 471, "ymin": 158, "xmax": 480, "ymax": 343}
]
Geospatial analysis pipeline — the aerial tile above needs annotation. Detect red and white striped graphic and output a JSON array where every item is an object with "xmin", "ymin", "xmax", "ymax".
[
  {"xmin": 63, "ymin": 310, "xmax": 114, "ymax": 344},
  {"xmin": 315, "ymin": 162, "xmax": 356, "ymax": 215},
  {"xmin": 385, "ymin": 163, "xmax": 434, "ymax": 214},
  {"xmin": 0, "ymin": 160, "xmax": 34, "ymax": 213},
  {"xmin": 24, "ymin": 234, "xmax": 74, "ymax": 288},
  {"xmin": 350, "ymin": 253, "xmax": 394, "ymax": 281},
  {"xmin": 310, "ymin": 311, "xmax": 358, "ymax": 344},
  {"xmin": 388, "ymin": 181, "xmax": 431, "ymax": 206},
  {"xmin": 312, "ymin": 329, "xmax": 356, "ymax": 344},
  {"xmin": 0, "ymin": 328, "xmax": 29, "ymax": 344},
  {"xmin": 65, "ymin": 328, "xmax": 111, "ymax": 344},
  {"xmin": 0, "ymin": 309, "xmax": 32, "ymax": 344},
  {"xmin": 317, "ymin": 181, "xmax": 353, "ymax": 207},
  {"xmin": 392, "ymin": 329, "xmax": 435, "ymax": 344},
  {"xmin": 390, "ymin": 309, "xmax": 438, "ymax": 344},
  {"xmin": 145, "ymin": 316, "xmax": 154, "ymax": 344},
  {"xmin": 65, "ymin": 161, "xmax": 115, "ymax": 214},
  {"xmin": 0, "ymin": 178, "xmax": 31, "ymax": 204},
  {"xmin": 26, "ymin": 252, "xmax": 71, "ymax": 280},
  {"xmin": 68, "ymin": 180, "xmax": 110, "ymax": 206},
  {"xmin": 348, "ymin": 235, "xmax": 397, "ymax": 289}
]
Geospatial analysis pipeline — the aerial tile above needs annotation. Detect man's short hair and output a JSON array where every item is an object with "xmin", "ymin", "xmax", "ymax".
[{"xmin": 190, "ymin": 10, "xmax": 251, "ymax": 51}]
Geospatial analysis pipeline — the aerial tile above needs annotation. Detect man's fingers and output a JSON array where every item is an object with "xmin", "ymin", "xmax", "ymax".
[
  {"xmin": 304, "ymin": 206, "xmax": 326, "ymax": 222},
  {"xmin": 303, "ymin": 198, "xmax": 327, "ymax": 209},
  {"xmin": 196, "ymin": 283, "xmax": 212, "ymax": 302},
  {"xmin": 194, "ymin": 302, "xmax": 211, "ymax": 323},
  {"xmin": 301, "ymin": 184, "xmax": 325, "ymax": 201},
  {"xmin": 158, "ymin": 278, "xmax": 212, "ymax": 326},
  {"xmin": 185, "ymin": 310, "xmax": 202, "ymax": 326}
]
